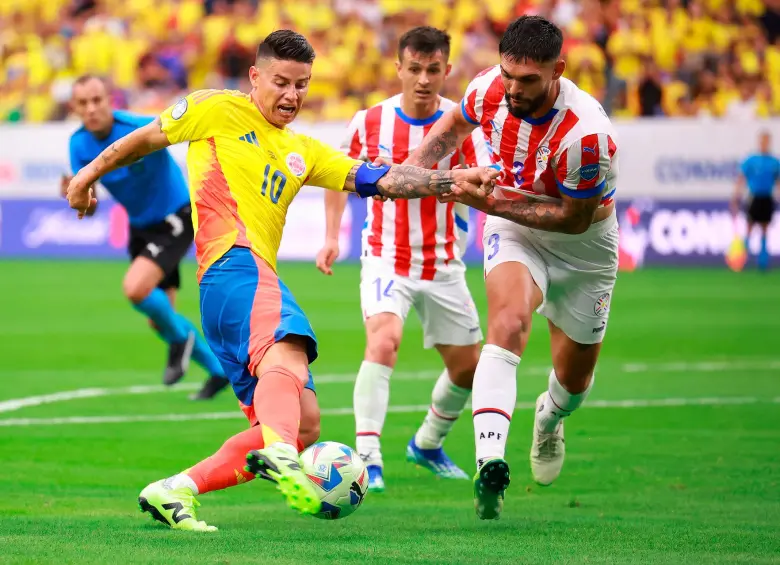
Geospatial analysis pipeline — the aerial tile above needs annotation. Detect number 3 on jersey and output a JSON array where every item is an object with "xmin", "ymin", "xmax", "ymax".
[
  {"xmin": 487, "ymin": 233, "xmax": 500, "ymax": 260},
  {"xmin": 261, "ymin": 164, "xmax": 286, "ymax": 204}
]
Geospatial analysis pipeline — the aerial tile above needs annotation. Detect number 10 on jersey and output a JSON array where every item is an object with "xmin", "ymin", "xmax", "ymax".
[{"xmin": 261, "ymin": 164, "xmax": 286, "ymax": 204}]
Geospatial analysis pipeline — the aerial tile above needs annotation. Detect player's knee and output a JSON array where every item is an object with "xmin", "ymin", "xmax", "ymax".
[
  {"xmin": 489, "ymin": 308, "xmax": 532, "ymax": 343},
  {"xmin": 122, "ymin": 277, "xmax": 154, "ymax": 305},
  {"xmin": 365, "ymin": 330, "xmax": 401, "ymax": 365}
]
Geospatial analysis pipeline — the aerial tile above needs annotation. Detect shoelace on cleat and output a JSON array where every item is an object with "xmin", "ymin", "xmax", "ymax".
[{"xmin": 536, "ymin": 433, "xmax": 562, "ymax": 461}]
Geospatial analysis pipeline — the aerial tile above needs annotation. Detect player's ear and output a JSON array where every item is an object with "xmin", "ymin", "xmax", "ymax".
[
  {"xmin": 395, "ymin": 59, "xmax": 402, "ymax": 78},
  {"xmin": 248, "ymin": 65, "xmax": 261, "ymax": 88},
  {"xmin": 552, "ymin": 59, "xmax": 566, "ymax": 81},
  {"xmin": 445, "ymin": 63, "xmax": 452, "ymax": 79}
]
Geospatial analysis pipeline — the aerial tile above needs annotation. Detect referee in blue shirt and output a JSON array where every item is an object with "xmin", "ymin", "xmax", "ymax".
[
  {"xmin": 732, "ymin": 130, "xmax": 780, "ymax": 271},
  {"xmin": 64, "ymin": 75, "xmax": 228, "ymax": 398}
]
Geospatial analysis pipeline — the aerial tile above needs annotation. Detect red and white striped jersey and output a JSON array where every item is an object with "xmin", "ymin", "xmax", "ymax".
[
  {"xmin": 342, "ymin": 94, "xmax": 493, "ymax": 281},
  {"xmin": 461, "ymin": 67, "xmax": 618, "ymax": 209}
]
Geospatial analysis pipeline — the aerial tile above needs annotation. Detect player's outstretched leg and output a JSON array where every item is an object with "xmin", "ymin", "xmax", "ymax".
[
  {"xmin": 531, "ymin": 323, "xmax": 599, "ymax": 486},
  {"xmin": 408, "ymin": 364, "xmax": 473, "ymax": 480},
  {"xmin": 244, "ymin": 359, "xmax": 321, "ymax": 515},
  {"xmin": 138, "ymin": 425, "xmax": 267, "ymax": 531}
]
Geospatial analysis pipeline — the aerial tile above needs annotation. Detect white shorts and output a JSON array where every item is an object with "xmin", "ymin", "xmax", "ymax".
[
  {"xmin": 483, "ymin": 213, "xmax": 619, "ymax": 344},
  {"xmin": 359, "ymin": 257, "xmax": 483, "ymax": 349}
]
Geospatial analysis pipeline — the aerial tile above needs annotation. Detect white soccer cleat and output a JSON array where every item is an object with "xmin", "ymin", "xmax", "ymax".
[{"xmin": 530, "ymin": 392, "xmax": 566, "ymax": 486}]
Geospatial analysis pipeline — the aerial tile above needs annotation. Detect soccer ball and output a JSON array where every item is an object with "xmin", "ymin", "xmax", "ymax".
[{"xmin": 300, "ymin": 441, "xmax": 368, "ymax": 520}]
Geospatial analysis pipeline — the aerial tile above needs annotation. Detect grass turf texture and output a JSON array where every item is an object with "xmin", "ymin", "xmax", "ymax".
[{"xmin": 1, "ymin": 261, "xmax": 779, "ymax": 564}]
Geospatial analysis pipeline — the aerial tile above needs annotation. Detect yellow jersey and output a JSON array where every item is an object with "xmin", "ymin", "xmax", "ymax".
[{"xmin": 159, "ymin": 89, "xmax": 358, "ymax": 279}]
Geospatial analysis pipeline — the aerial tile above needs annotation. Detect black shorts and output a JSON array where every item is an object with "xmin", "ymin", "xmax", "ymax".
[
  {"xmin": 128, "ymin": 205, "xmax": 194, "ymax": 290},
  {"xmin": 747, "ymin": 196, "xmax": 775, "ymax": 225}
]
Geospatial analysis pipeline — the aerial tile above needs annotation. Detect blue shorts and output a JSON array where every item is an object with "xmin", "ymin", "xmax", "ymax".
[{"xmin": 199, "ymin": 247, "xmax": 317, "ymax": 417}]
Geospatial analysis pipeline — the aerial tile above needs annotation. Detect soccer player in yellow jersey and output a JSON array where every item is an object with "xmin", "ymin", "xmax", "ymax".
[{"xmin": 66, "ymin": 30, "xmax": 497, "ymax": 531}]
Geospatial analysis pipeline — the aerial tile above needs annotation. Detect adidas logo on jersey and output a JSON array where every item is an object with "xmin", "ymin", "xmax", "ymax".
[{"xmin": 239, "ymin": 131, "xmax": 259, "ymax": 146}]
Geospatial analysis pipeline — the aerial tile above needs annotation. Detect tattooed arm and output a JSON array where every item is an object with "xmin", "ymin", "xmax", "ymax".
[
  {"xmin": 460, "ymin": 192, "xmax": 602, "ymax": 235},
  {"xmin": 66, "ymin": 118, "xmax": 172, "ymax": 216},
  {"xmin": 86, "ymin": 118, "xmax": 171, "ymax": 184},
  {"xmin": 342, "ymin": 162, "xmax": 497, "ymax": 200},
  {"xmin": 404, "ymin": 107, "xmax": 475, "ymax": 168}
]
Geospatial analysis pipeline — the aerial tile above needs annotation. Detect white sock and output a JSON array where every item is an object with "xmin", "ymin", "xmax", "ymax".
[
  {"xmin": 164, "ymin": 473, "xmax": 199, "ymax": 495},
  {"xmin": 414, "ymin": 369, "xmax": 471, "ymax": 449},
  {"xmin": 537, "ymin": 369, "xmax": 594, "ymax": 433},
  {"xmin": 353, "ymin": 361, "xmax": 392, "ymax": 465},
  {"xmin": 472, "ymin": 344, "xmax": 520, "ymax": 466},
  {"xmin": 269, "ymin": 442, "xmax": 299, "ymax": 457}
]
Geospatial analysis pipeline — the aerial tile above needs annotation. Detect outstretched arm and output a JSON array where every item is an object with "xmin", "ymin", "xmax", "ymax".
[
  {"xmin": 404, "ymin": 107, "xmax": 476, "ymax": 168},
  {"xmin": 459, "ymin": 191, "xmax": 602, "ymax": 235},
  {"xmin": 80, "ymin": 118, "xmax": 170, "ymax": 186},
  {"xmin": 67, "ymin": 119, "xmax": 171, "ymax": 216},
  {"xmin": 342, "ymin": 162, "xmax": 496, "ymax": 200}
]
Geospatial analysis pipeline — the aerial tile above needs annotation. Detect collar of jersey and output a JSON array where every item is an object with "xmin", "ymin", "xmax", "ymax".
[
  {"xmin": 394, "ymin": 106, "xmax": 444, "ymax": 126},
  {"xmin": 523, "ymin": 107, "xmax": 559, "ymax": 126}
]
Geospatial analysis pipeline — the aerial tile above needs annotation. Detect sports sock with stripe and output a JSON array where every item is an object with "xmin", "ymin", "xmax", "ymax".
[
  {"xmin": 537, "ymin": 369, "xmax": 594, "ymax": 433},
  {"xmin": 414, "ymin": 369, "xmax": 471, "ymax": 449},
  {"xmin": 353, "ymin": 361, "xmax": 392, "ymax": 465},
  {"xmin": 472, "ymin": 345, "xmax": 520, "ymax": 467}
]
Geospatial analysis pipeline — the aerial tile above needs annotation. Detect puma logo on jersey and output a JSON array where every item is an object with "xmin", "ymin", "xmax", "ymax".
[
  {"xmin": 239, "ymin": 131, "xmax": 260, "ymax": 146},
  {"xmin": 582, "ymin": 145, "xmax": 597, "ymax": 155},
  {"xmin": 146, "ymin": 243, "xmax": 162, "ymax": 257},
  {"xmin": 165, "ymin": 214, "xmax": 184, "ymax": 237}
]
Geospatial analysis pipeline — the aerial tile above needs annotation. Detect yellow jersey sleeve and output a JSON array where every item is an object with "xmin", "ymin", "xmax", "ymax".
[
  {"xmin": 159, "ymin": 90, "xmax": 232, "ymax": 145},
  {"xmin": 304, "ymin": 135, "xmax": 361, "ymax": 192}
]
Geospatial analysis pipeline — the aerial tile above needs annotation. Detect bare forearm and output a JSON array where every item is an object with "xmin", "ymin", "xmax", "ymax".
[
  {"xmin": 82, "ymin": 118, "xmax": 169, "ymax": 183},
  {"xmin": 324, "ymin": 190, "xmax": 349, "ymax": 240},
  {"xmin": 376, "ymin": 165, "xmax": 457, "ymax": 199},
  {"xmin": 485, "ymin": 200, "xmax": 594, "ymax": 234}
]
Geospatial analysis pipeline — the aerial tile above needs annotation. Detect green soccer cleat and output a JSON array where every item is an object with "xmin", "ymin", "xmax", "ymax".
[
  {"xmin": 473, "ymin": 458, "xmax": 511, "ymax": 520},
  {"xmin": 138, "ymin": 479, "xmax": 217, "ymax": 532},
  {"xmin": 246, "ymin": 444, "xmax": 322, "ymax": 516}
]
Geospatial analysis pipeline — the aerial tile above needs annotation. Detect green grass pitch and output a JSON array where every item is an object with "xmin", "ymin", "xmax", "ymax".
[{"xmin": 0, "ymin": 261, "xmax": 778, "ymax": 564}]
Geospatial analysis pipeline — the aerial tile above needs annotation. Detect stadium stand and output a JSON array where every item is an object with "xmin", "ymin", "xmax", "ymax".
[{"xmin": 1, "ymin": 0, "xmax": 779, "ymax": 122}]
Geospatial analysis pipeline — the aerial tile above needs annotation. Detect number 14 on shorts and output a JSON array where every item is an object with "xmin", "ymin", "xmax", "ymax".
[{"xmin": 373, "ymin": 278, "xmax": 394, "ymax": 302}]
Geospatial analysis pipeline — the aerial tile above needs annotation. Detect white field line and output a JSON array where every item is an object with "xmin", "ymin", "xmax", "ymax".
[
  {"xmin": 0, "ymin": 396, "xmax": 776, "ymax": 427},
  {"xmin": 1, "ymin": 358, "xmax": 779, "ymax": 416}
]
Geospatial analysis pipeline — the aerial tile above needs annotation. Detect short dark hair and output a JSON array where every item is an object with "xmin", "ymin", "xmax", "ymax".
[
  {"xmin": 256, "ymin": 30, "xmax": 315, "ymax": 64},
  {"xmin": 499, "ymin": 16, "xmax": 563, "ymax": 64},
  {"xmin": 398, "ymin": 26, "xmax": 451, "ymax": 61}
]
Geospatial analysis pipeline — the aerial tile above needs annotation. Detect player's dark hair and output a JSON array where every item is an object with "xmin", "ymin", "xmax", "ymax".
[
  {"xmin": 256, "ymin": 30, "xmax": 315, "ymax": 64},
  {"xmin": 398, "ymin": 26, "xmax": 451, "ymax": 61},
  {"xmin": 499, "ymin": 16, "xmax": 563, "ymax": 64}
]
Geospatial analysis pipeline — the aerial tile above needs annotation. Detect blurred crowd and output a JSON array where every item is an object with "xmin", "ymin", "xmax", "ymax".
[{"xmin": 2, "ymin": 0, "xmax": 780, "ymax": 123}]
